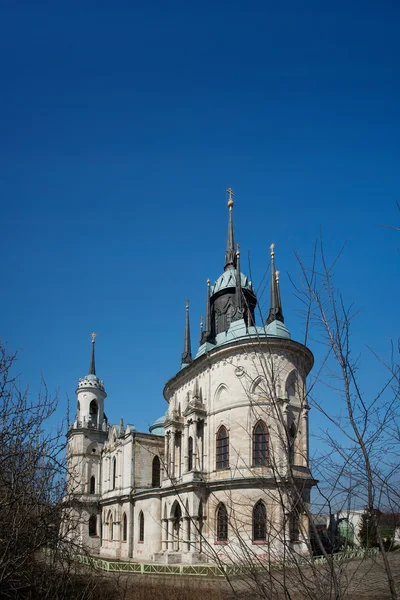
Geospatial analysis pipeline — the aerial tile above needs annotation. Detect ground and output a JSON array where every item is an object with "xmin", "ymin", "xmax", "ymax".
[{"xmin": 98, "ymin": 552, "xmax": 400, "ymax": 599}]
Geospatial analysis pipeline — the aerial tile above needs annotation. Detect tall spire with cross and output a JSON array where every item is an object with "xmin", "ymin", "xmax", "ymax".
[
  {"xmin": 224, "ymin": 188, "xmax": 237, "ymax": 271},
  {"xmin": 266, "ymin": 244, "xmax": 284, "ymax": 325},
  {"xmin": 89, "ymin": 332, "xmax": 97, "ymax": 375},
  {"xmin": 181, "ymin": 299, "xmax": 192, "ymax": 366}
]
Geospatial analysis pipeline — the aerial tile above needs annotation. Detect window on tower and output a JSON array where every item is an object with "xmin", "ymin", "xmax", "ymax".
[
  {"xmin": 89, "ymin": 400, "xmax": 98, "ymax": 427},
  {"xmin": 89, "ymin": 475, "xmax": 95, "ymax": 494}
]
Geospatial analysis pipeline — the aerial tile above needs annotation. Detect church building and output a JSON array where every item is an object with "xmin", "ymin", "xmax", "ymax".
[{"xmin": 65, "ymin": 189, "xmax": 315, "ymax": 565}]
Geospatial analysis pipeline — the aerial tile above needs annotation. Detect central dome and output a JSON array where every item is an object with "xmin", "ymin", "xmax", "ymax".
[{"xmin": 212, "ymin": 270, "xmax": 253, "ymax": 296}]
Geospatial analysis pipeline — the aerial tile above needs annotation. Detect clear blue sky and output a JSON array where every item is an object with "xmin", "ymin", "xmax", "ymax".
[{"xmin": 1, "ymin": 1, "xmax": 399, "ymax": 438}]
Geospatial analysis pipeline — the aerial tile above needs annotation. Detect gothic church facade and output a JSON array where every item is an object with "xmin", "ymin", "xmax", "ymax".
[{"xmin": 65, "ymin": 190, "xmax": 315, "ymax": 564}]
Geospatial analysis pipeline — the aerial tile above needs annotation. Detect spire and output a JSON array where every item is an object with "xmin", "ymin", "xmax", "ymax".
[
  {"xmin": 224, "ymin": 188, "xmax": 237, "ymax": 271},
  {"xmin": 181, "ymin": 299, "xmax": 192, "ymax": 365},
  {"xmin": 200, "ymin": 279, "xmax": 212, "ymax": 344},
  {"xmin": 89, "ymin": 332, "xmax": 96, "ymax": 375},
  {"xmin": 266, "ymin": 244, "xmax": 284, "ymax": 325},
  {"xmin": 235, "ymin": 244, "xmax": 243, "ymax": 311}
]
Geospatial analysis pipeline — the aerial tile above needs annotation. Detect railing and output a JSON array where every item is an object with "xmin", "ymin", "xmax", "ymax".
[{"xmin": 73, "ymin": 547, "xmax": 380, "ymax": 577}]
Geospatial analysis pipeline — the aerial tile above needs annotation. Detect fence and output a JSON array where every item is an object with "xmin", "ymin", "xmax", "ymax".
[{"xmin": 73, "ymin": 547, "xmax": 380, "ymax": 578}]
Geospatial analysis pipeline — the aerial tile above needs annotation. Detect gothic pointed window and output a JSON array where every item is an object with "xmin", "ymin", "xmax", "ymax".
[
  {"xmin": 89, "ymin": 515, "xmax": 97, "ymax": 537},
  {"xmin": 152, "ymin": 455, "xmax": 161, "ymax": 487},
  {"xmin": 289, "ymin": 423, "xmax": 296, "ymax": 465},
  {"xmin": 253, "ymin": 421, "xmax": 269, "ymax": 466},
  {"xmin": 112, "ymin": 457, "xmax": 117, "ymax": 490},
  {"xmin": 188, "ymin": 436, "xmax": 193, "ymax": 471},
  {"xmin": 253, "ymin": 501, "xmax": 267, "ymax": 542},
  {"xmin": 122, "ymin": 513, "xmax": 127, "ymax": 542},
  {"xmin": 216, "ymin": 503, "xmax": 228, "ymax": 542},
  {"xmin": 139, "ymin": 511, "xmax": 144, "ymax": 542},
  {"xmin": 216, "ymin": 426, "xmax": 229, "ymax": 470},
  {"xmin": 90, "ymin": 475, "xmax": 95, "ymax": 494},
  {"xmin": 89, "ymin": 400, "xmax": 98, "ymax": 426}
]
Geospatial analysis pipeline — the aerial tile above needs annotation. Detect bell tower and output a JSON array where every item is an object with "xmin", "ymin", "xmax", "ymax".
[{"xmin": 65, "ymin": 334, "xmax": 108, "ymax": 551}]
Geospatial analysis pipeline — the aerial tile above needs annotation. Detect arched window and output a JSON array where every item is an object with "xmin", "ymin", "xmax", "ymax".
[
  {"xmin": 152, "ymin": 455, "xmax": 161, "ymax": 487},
  {"xmin": 290, "ymin": 510, "xmax": 300, "ymax": 542},
  {"xmin": 112, "ymin": 456, "xmax": 117, "ymax": 489},
  {"xmin": 216, "ymin": 503, "xmax": 228, "ymax": 542},
  {"xmin": 216, "ymin": 426, "xmax": 229, "ymax": 470},
  {"xmin": 139, "ymin": 511, "xmax": 144, "ymax": 542},
  {"xmin": 289, "ymin": 423, "xmax": 296, "ymax": 465},
  {"xmin": 108, "ymin": 511, "xmax": 114, "ymax": 540},
  {"xmin": 90, "ymin": 475, "xmax": 95, "ymax": 494},
  {"xmin": 89, "ymin": 515, "xmax": 97, "ymax": 537},
  {"xmin": 188, "ymin": 436, "xmax": 193, "ymax": 471},
  {"xmin": 253, "ymin": 501, "xmax": 267, "ymax": 542},
  {"xmin": 122, "ymin": 513, "xmax": 127, "ymax": 542},
  {"xmin": 89, "ymin": 400, "xmax": 98, "ymax": 426},
  {"xmin": 253, "ymin": 421, "xmax": 269, "ymax": 466}
]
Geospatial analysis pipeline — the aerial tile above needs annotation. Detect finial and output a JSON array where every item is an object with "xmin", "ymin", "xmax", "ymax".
[
  {"xmin": 89, "ymin": 332, "xmax": 96, "ymax": 376},
  {"xmin": 266, "ymin": 243, "xmax": 284, "ymax": 326},
  {"xmin": 201, "ymin": 278, "xmax": 212, "ymax": 345},
  {"xmin": 224, "ymin": 190, "xmax": 237, "ymax": 270},
  {"xmin": 181, "ymin": 298, "xmax": 192, "ymax": 366},
  {"xmin": 226, "ymin": 187, "xmax": 235, "ymax": 209}
]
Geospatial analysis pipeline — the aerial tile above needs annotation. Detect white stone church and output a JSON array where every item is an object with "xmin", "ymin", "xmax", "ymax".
[{"xmin": 65, "ymin": 189, "xmax": 315, "ymax": 565}]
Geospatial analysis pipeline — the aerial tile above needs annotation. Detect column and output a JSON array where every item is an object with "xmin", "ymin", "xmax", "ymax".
[
  {"xmin": 167, "ymin": 518, "xmax": 174, "ymax": 551},
  {"xmin": 193, "ymin": 421, "xmax": 198, "ymax": 471},
  {"xmin": 184, "ymin": 422, "xmax": 189, "ymax": 472},
  {"xmin": 190, "ymin": 517, "xmax": 198, "ymax": 552},
  {"xmin": 170, "ymin": 431, "xmax": 175, "ymax": 478},
  {"xmin": 161, "ymin": 518, "xmax": 168, "ymax": 551},
  {"xmin": 182, "ymin": 516, "xmax": 191, "ymax": 552},
  {"xmin": 302, "ymin": 406, "xmax": 310, "ymax": 467}
]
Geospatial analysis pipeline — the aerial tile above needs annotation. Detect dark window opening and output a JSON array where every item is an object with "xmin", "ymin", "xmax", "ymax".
[
  {"xmin": 122, "ymin": 513, "xmax": 127, "ymax": 541},
  {"xmin": 216, "ymin": 426, "xmax": 229, "ymax": 470},
  {"xmin": 89, "ymin": 515, "xmax": 97, "ymax": 537},
  {"xmin": 152, "ymin": 455, "xmax": 161, "ymax": 487},
  {"xmin": 90, "ymin": 475, "xmax": 95, "ymax": 494},
  {"xmin": 216, "ymin": 503, "xmax": 228, "ymax": 541},
  {"xmin": 253, "ymin": 501, "xmax": 267, "ymax": 541},
  {"xmin": 139, "ymin": 511, "xmax": 144, "ymax": 542},
  {"xmin": 188, "ymin": 436, "xmax": 193, "ymax": 471},
  {"xmin": 253, "ymin": 421, "xmax": 269, "ymax": 466}
]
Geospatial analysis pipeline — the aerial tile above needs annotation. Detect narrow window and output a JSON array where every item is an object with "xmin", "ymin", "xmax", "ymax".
[
  {"xmin": 216, "ymin": 503, "xmax": 228, "ymax": 542},
  {"xmin": 197, "ymin": 421, "xmax": 204, "ymax": 471},
  {"xmin": 188, "ymin": 436, "xmax": 193, "ymax": 471},
  {"xmin": 122, "ymin": 513, "xmax": 127, "ymax": 542},
  {"xmin": 89, "ymin": 515, "xmax": 97, "ymax": 537},
  {"xmin": 289, "ymin": 423, "xmax": 296, "ymax": 465},
  {"xmin": 216, "ymin": 426, "xmax": 229, "ymax": 470},
  {"xmin": 152, "ymin": 455, "xmax": 161, "ymax": 487},
  {"xmin": 90, "ymin": 475, "xmax": 95, "ymax": 494},
  {"xmin": 112, "ymin": 456, "xmax": 117, "ymax": 489},
  {"xmin": 253, "ymin": 421, "xmax": 269, "ymax": 466},
  {"xmin": 139, "ymin": 511, "xmax": 144, "ymax": 542},
  {"xmin": 253, "ymin": 501, "xmax": 267, "ymax": 541},
  {"xmin": 290, "ymin": 511, "xmax": 300, "ymax": 542}
]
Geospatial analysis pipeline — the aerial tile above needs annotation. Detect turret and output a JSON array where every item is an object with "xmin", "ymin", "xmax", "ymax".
[{"xmin": 75, "ymin": 333, "xmax": 107, "ymax": 430}]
